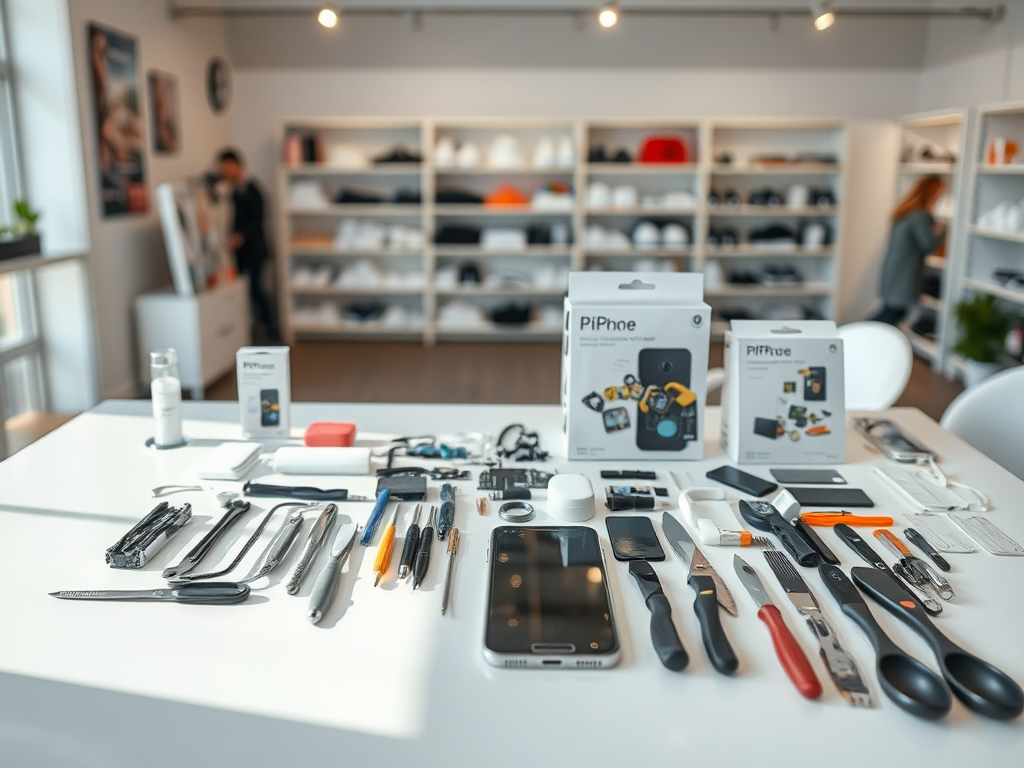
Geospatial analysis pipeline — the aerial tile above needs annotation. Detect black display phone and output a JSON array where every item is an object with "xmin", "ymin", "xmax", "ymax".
[
  {"xmin": 788, "ymin": 486, "xmax": 874, "ymax": 508},
  {"xmin": 260, "ymin": 389, "xmax": 280, "ymax": 427},
  {"xmin": 484, "ymin": 527, "xmax": 620, "ymax": 669},
  {"xmin": 770, "ymin": 468, "xmax": 847, "ymax": 485},
  {"xmin": 706, "ymin": 465, "xmax": 778, "ymax": 497},
  {"xmin": 606, "ymin": 516, "xmax": 666, "ymax": 561},
  {"xmin": 636, "ymin": 348, "xmax": 694, "ymax": 452}
]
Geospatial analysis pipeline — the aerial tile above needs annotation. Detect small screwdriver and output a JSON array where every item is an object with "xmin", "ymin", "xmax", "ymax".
[
  {"xmin": 412, "ymin": 505, "xmax": 436, "ymax": 590},
  {"xmin": 441, "ymin": 528, "xmax": 460, "ymax": 616},
  {"xmin": 373, "ymin": 503, "xmax": 401, "ymax": 587},
  {"xmin": 398, "ymin": 503, "xmax": 423, "ymax": 580}
]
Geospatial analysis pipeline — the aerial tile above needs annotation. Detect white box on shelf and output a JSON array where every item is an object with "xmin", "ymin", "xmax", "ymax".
[
  {"xmin": 561, "ymin": 272, "xmax": 710, "ymax": 460},
  {"xmin": 721, "ymin": 320, "xmax": 845, "ymax": 464}
]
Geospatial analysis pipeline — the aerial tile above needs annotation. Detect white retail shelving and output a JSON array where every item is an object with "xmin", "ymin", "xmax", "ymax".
[{"xmin": 278, "ymin": 117, "xmax": 851, "ymax": 343}]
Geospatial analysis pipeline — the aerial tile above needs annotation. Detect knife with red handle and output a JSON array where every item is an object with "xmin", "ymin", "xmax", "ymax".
[{"xmin": 733, "ymin": 554, "xmax": 822, "ymax": 699}]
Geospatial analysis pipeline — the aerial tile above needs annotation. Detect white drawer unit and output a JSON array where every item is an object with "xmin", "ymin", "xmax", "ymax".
[{"xmin": 134, "ymin": 277, "xmax": 250, "ymax": 398}]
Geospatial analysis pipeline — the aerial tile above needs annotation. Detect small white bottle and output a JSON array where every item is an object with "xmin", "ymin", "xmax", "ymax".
[{"xmin": 150, "ymin": 348, "xmax": 183, "ymax": 447}]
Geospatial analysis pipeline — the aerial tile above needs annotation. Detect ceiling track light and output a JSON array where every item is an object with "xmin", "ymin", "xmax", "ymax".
[
  {"xmin": 318, "ymin": 4, "xmax": 339, "ymax": 28},
  {"xmin": 598, "ymin": 3, "xmax": 618, "ymax": 29},
  {"xmin": 812, "ymin": 2, "xmax": 835, "ymax": 31}
]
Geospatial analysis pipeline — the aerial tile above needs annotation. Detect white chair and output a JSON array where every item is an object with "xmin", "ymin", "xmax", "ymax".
[
  {"xmin": 940, "ymin": 366, "xmax": 1024, "ymax": 480},
  {"xmin": 837, "ymin": 321, "xmax": 913, "ymax": 410}
]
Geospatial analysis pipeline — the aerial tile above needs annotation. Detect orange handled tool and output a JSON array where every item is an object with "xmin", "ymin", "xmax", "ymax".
[
  {"xmin": 800, "ymin": 512, "xmax": 895, "ymax": 527},
  {"xmin": 373, "ymin": 504, "xmax": 400, "ymax": 587},
  {"xmin": 872, "ymin": 528, "xmax": 912, "ymax": 556}
]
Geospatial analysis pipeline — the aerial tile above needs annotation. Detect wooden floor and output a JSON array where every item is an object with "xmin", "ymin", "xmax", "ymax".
[{"xmin": 205, "ymin": 341, "xmax": 965, "ymax": 422}]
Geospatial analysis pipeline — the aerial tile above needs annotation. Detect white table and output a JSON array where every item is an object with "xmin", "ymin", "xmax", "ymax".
[{"xmin": 1, "ymin": 402, "xmax": 1023, "ymax": 767}]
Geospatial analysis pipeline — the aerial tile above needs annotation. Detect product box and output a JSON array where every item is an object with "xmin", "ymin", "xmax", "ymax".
[
  {"xmin": 561, "ymin": 272, "xmax": 711, "ymax": 460},
  {"xmin": 721, "ymin": 321, "xmax": 845, "ymax": 464},
  {"xmin": 236, "ymin": 346, "xmax": 291, "ymax": 438}
]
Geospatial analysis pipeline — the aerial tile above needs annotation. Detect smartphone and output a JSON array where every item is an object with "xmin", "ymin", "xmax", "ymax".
[
  {"xmin": 788, "ymin": 486, "xmax": 874, "ymax": 508},
  {"xmin": 706, "ymin": 465, "xmax": 778, "ymax": 497},
  {"xmin": 484, "ymin": 526, "xmax": 620, "ymax": 669},
  {"xmin": 853, "ymin": 418, "xmax": 936, "ymax": 463},
  {"xmin": 770, "ymin": 468, "xmax": 847, "ymax": 485},
  {"xmin": 260, "ymin": 389, "xmax": 280, "ymax": 427},
  {"xmin": 803, "ymin": 366, "xmax": 827, "ymax": 401},
  {"xmin": 636, "ymin": 348, "xmax": 694, "ymax": 452},
  {"xmin": 606, "ymin": 516, "xmax": 666, "ymax": 561}
]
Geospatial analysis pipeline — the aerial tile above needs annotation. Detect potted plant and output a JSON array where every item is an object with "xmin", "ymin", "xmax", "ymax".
[
  {"xmin": 0, "ymin": 199, "xmax": 41, "ymax": 261},
  {"xmin": 952, "ymin": 293, "xmax": 1013, "ymax": 387}
]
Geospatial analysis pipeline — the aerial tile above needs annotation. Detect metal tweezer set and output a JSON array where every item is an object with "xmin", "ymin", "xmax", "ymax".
[{"xmin": 105, "ymin": 501, "xmax": 193, "ymax": 569}]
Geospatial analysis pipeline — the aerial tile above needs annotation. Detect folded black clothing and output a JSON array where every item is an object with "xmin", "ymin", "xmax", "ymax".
[
  {"xmin": 490, "ymin": 303, "xmax": 531, "ymax": 326},
  {"xmin": 993, "ymin": 269, "xmax": 1024, "ymax": 287},
  {"xmin": 344, "ymin": 302, "xmax": 386, "ymax": 322},
  {"xmin": 334, "ymin": 187, "xmax": 386, "ymax": 204},
  {"xmin": 527, "ymin": 224, "xmax": 551, "ymax": 245},
  {"xmin": 749, "ymin": 187, "xmax": 784, "ymax": 206},
  {"xmin": 588, "ymin": 146, "xmax": 607, "ymax": 163},
  {"xmin": 611, "ymin": 149, "xmax": 632, "ymax": 163},
  {"xmin": 373, "ymin": 147, "xmax": 422, "ymax": 164},
  {"xmin": 393, "ymin": 188, "xmax": 422, "ymax": 204},
  {"xmin": 811, "ymin": 188, "xmax": 837, "ymax": 207},
  {"xmin": 750, "ymin": 224, "xmax": 796, "ymax": 244},
  {"xmin": 435, "ymin": 225, "xmax": 481, "ymax": 244},
  {"xmin": 458, "ymin": 262, "xmax": 481, "ymax": 284},
  {"xmin": 728, "ymin": 270, "xmax": 760, "ymax": 285},
  {"xmin": 436, "ymin": 188, "xmax": 484, "ymax": 205}
]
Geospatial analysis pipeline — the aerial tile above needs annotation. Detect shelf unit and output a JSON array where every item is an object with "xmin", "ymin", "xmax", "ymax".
[
  {"xmin": 891, "ymin": 109, "xmax": 970, "ymax": 373},
  {"xmin": 278, "ymin": 118, "xmax": 850, "ymax": 343},
  {"xmin": 949, "ymin": 101, "xmax": 1024, "ymax": 375}
]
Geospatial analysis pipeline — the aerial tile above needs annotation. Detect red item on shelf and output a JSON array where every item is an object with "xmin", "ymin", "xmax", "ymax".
[
  {"xmin": 485, "ymin": 185, "xmax": 529, "ymax": 206},
  {"xmin": 639, "ymin": 136, "xmax": 689, "ymax": 164},
  {"xmin": 304, "ymin": 422, "xmax": 357, "ymax": 447}
]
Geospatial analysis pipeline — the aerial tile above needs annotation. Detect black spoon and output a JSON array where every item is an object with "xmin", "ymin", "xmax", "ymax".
[
  {"xmin": 852, "ymin": 567, "xmax": 1024, "ymax": 720},
  {"xmin": 819, "ymin": 564, "xmax": 951, "ymax": 719}
]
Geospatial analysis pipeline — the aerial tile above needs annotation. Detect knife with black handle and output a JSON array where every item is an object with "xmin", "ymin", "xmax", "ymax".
[
  {"xmin": 689, "ymin": 572, "xmax": 739, "ymax": 675},
  {"xmin": 628, "ymin": 561, "xmax": 688, "ymax": 671}
]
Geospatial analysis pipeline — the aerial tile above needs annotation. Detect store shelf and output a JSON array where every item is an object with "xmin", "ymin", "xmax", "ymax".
[
  {"xmin": 924, "ymin": 254, "xmax": 947, "ymax": 270},
  {"xmin": 583, "ymin": 247, "xmax": 694, "ymax": 258},
  {"xmin": 288, "ymin": 244, "xmax": 423, "ymax": 257},
  {"xmin": 705, "ymin": 246, "xmax": 834, "ymax": 258},
  {"xmin": 975, "ymin": 164, "xmax": 1024, "ymax": 175},
  {"xmin": 433, "ymin": 205, "xmax": 573, "ymax": 217},
  {"xmin": 710, "ymin": 163, "xmax": 842, "ymax": 175},
  {"xmin": 705, "ymin": 282, "xmax": 833, "ymax": 298},
  {"xmin": 963, "ymin": 277, "xmax": 1024, "ymax": 306},
  {"xmin": 586, "ymin": 207, "xmax": 698, "ymax": 216},
  {"xmin": 898, "ymin": 163, "xmax": 955, "ymax": 175},
  {"xmin": 585, "ymin": 163, "xmax": 699, "ymax": 175},
  {"xmin": 436, "ymin": 287, "xmax": 566, "ymax": 297},
  {"xmin": 292, "ymin": 323, "xmax": 426, "ymax": 337},
  {"xmin": 898, "ymin": 322, "xmax": 939, "ymax": 361},
  {"xmin": 291, "ymin": 286, "xmax": 425, "ymax": 297},
  {"xmin": 434, "ymin": 246, "xmax": 572, "ymax": 258},
  {"xmin": 287, "ymin": 205, "xmax": 422, "ymax": 217},
  {"xmin": 707, "ymin": 206, "xmax": 840, "ymax": 217},
  {"xmin": 435, "ymin": 323, "xmax": 562, "ymax": 339},
  {"xmin": 918, "ymin": 293, "xmax": 943, "ymax": 311},
  {"xmin": 967, "ymin": 224, "xmax": 1024, "ymax": 244},
  {"xmin": 285, "ymin": 164, "xmax": 422, "ymax": 176},
  {"xmin": 435, "ymin": 166, "xmax": 574, "ymax": 175}
]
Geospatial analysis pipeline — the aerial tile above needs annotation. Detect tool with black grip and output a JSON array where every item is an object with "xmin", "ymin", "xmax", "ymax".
[
  {"xmin": 161, "ymin": 500, "xmax": 251, "ymax": 581},
  {"xmin": 662, "ymin": 512, "xmax": 738, "ymax": 675},
  {"xmin": 412, "ymin": 505, "xmax": 436, "ymax": 590},
  {"xmin": 819, "ymin": 563, "xmax": 951, "ymax": 719},
  {"xmin": 738, "ymin": 500, "xmax": 818, "ymax": 567},
  {"xmin": 398, "ymin": 503, "xmax": 423, "ymax": 580},
  {"xmin": 852, "ymin": 567, "xmax": 1024, "ymax": 720},
  {"xmin": 905, "ymin": 527, "xmax": 952, "ymax": 572},
  {"xmin": 628, "ymin": 561, "xmax": 689, "ymax": 671}
]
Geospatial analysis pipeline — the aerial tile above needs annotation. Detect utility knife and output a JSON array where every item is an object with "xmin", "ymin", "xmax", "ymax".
[
  {"xmin": 628, "ymin": 561, "xmax": 689, "ymax": 671},
  {"xmin": 662, "ymin": 512, "xmax": 738, "ymax": 675}
]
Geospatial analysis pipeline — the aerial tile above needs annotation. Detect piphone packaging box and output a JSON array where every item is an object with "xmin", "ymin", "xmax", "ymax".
[
  {"xmin": 236, "ymin": 346, "xmax": 291, "ymax": 438},
  {"xmin": 721, "ymin": 321, "xmax": 845, "ymax": 464},
  {"xmin": 561, "ymin": 272, "xmax": 711, "ymax": 460}
]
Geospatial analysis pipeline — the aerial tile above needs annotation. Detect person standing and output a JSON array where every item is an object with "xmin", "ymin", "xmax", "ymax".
[
  {"xmin": 217, "ymin": 148, "xmax": 277, "ymax": 341},
  {"xmin": 872, "ymin": 175, "xmax": 947, "ymax": 325}
]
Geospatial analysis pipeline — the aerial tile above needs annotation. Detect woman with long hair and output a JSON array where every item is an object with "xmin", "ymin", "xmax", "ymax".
[{"xmin": 871, "ymin": 174, "xmax": 947, "ymax": 325}]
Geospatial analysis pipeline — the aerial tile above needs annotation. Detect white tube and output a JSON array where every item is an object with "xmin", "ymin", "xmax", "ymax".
[{"xmin": 271, "ymin": 446, "xmax": 371, "ymax": 475}]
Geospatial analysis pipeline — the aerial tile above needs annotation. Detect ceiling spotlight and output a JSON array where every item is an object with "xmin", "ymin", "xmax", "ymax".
[
  {"xmin": 318, "ymin": 5, "xmax": 339, "ymax": 28},
  {"xmin": 812, "ymin": 2, "xmax": 835, "ymax": 31},
  {"xmin": 598, "ymin": 3, "xmax": 619, "ymax": 28}
]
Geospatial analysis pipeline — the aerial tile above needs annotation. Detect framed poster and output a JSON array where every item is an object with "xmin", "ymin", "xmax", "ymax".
[
  {"xmin": 88, "ymin": 23, "xmax": 148, "ymax": 216},
  {"xmin": 148, "ymin": 69, "xmax": 180, "ymax": 154}
]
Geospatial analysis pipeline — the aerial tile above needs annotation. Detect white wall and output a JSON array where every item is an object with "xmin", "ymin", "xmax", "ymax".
[{"xmin": 65, "ymin": 1, "xmax": 234, "ymax": 398}]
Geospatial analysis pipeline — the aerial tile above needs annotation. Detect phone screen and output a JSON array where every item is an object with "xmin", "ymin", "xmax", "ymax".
[
  {"xmin": 706, "ymin": 465, "xmax": 778, "ymax": 497},
  {"xmin": 606, "ymin": 516, "xmax": 665, "ymax": 561},
  {"xmin": 788, "ymin": 486, "xmax": 874, "ymax": 508},
  {"xmin": 485, "ymin": 527, "xmax": 618, "ymax": 656},
  {"xmin": 260, "ymin": 389, "xmax": 279, "ymax": 427},
  {"xmin": 770, "ymin": 469, "xmax": 847, "ymax": 485}
]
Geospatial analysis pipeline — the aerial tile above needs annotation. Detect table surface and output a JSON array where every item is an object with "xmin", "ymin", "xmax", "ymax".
[{"xmin": 1, "ymin": 401, "xmax": 1023, "ymax": 768}]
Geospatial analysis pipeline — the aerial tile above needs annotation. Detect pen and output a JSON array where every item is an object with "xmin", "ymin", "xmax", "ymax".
[
  {"xmin": 398, "ymin": 503, "xmax": 423, "ymax": 580},
  {"xmin": 360, "ymin": 489, "xmax": 391, "ymax": 546},
  {"xmin": 441, "ymin": 527, "xmax": 460, "ymax": 616},
  {"xmin": 373, "ymin": 503, "xmax": 401, "ymax": 587},
  {"xmin": 412, "ymin": 505, "xmax": 436, "ymax": 590}
]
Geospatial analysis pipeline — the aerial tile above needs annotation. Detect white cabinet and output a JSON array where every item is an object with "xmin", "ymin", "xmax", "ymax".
[{"xmin": 135, "ymin": 277, "xmax": 250, "ymax": 399}]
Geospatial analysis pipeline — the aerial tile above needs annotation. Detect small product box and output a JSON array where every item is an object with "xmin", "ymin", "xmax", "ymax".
[
  {"xmin": 561, "ymin": 272, "xmax": 711, "ymax": 460},
  {"xmin": 236, "ymin": 346, "xmax": 291, "ymax": 438},
  {"xmin": 721, "ymin": 320, "xmax": 845, "ymax": 464}
]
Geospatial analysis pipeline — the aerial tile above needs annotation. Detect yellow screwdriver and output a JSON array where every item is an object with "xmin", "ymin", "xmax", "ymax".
[{"xmin": 373, "ymin": 503, "xmax": 401, "ymax": 587}]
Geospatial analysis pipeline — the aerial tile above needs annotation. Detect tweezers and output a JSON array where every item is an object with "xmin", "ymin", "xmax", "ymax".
[
  {"xmin": 162, "ymin": 501, "xmax": 251, "ymax": 580},
  {"xmin": 238, "ymin": 504, "xmax": 310, "ymax": 584}
]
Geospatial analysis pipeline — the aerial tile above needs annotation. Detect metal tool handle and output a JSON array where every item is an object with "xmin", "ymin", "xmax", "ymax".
[
  {"xmin": 168, "ymin": 582, "xmax": 251, "ymax": 605},
  {"xmin": 307, "ymin": 556, "xmax": 343, "ymax": 624},
  {"xmin": 689, "ymin": 574, "xmax": 738, "ymax": 675},
  {"xmin": 286, "ymin": 506, "xmax": 337, "ymax": 595},
  {"xmin": 162, "ymin": 502, "xmax": 250, "ymax": 579},
  {"xmin": 757, "ymin": 604, "xmax": 822, "ymax": 699}
]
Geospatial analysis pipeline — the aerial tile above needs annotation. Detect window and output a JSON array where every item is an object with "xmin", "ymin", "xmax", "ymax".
[{"xmin": 0, "ymin": 0, "xmax": 21, "ymax": 228}]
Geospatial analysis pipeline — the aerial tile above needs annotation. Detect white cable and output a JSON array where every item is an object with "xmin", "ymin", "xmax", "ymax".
[{"xmin": 918, "ymin": 456, "xmax": 989, "ymax": 512}]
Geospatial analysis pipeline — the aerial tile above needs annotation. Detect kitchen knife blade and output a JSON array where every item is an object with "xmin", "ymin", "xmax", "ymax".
[{"xmin": 662, "ymin": 512, "xmax": 737, "ymax": 615}]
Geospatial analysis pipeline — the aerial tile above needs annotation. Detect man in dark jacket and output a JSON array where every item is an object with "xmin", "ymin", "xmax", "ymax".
[{"xmin": 218, "ymin": 148, "xmax": 276, "ymax": 340}]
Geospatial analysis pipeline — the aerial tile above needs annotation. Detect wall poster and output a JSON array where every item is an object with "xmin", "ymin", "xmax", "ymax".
[
  {"xmin": 88, "ymin": 23, "xmax": 148, "ymax": 216},
  {"xmin": 148, "ymin": 69, "xmax": 181, "ymax": 155}
]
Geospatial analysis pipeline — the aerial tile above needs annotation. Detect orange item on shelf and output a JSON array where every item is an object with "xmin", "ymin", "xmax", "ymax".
[
  {"xmin": 485, "ymin": 185, "xmax": 529, "ymax": 207},
  {"xmin": 638, "ymin": 136, "xmax": 689, "ymax": 164},
  {"xmin": 304, "ymin": 422, "xmax": 357, "ymax": 447},
  {"xmin": 290, "ymin": 234, "xmax": 333, "ymax": 248}
]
